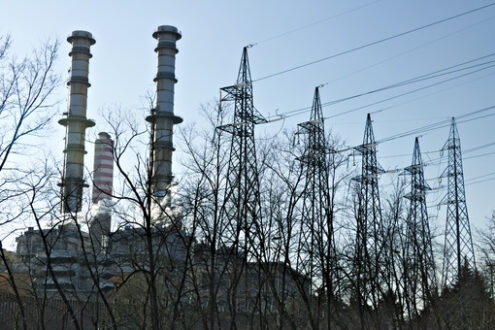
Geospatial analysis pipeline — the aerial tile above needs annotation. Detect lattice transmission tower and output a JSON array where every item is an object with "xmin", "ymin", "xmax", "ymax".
[
  {"xmin": 352, "ymin": 113, "xmax": 385, "ymax": 313},
  {"xmin": 403, "ymin": 137, "xmax": 437, "ymax": 317},
  {"xmin": 295, "ymin": 86, "xmax": 335, "ymax": 291},
  {"xmin": 441, "ymin": 117, "xmax": 476, "ymax": 287},
  {"xmin": 218, "ymin": 46, "xmax": 266, "ymax": 256}
]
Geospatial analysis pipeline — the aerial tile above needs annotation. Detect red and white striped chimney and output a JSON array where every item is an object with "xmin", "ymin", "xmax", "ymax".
[{"xmin": 92, "ymin": 132, "xmax": 114, "ymax": 204}]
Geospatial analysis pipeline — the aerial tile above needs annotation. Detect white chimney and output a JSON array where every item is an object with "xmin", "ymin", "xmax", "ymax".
[
  {"xmin": 59, "ymin": 30, "xmax": 95, "ymax": 213},
  {"xmin": 146, "ymin": 25, "xmax": 182, "ymax": 212}
]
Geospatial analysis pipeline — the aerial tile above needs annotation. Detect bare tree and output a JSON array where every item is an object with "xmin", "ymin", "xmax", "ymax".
[{"xmin": 0, "ymin": 34, "xmax": 59, "ymax": 330}]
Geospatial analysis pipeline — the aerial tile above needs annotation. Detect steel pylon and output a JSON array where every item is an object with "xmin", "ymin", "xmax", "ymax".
[
  {"xmin": 352, "ymin": 113, "xmax": 385, "ymax": 311},
  {"xmin": 218, "ymin": 47, "xmax": 266, "ymax": 255},
  {"xmin": 295, "ymin": 87, "xmax": 335, "ymax": 290},
  {"xmin": 403, "ymin": 137, "xmax": 437, "ymax": 317},
  {"xmin": 441, "ymin": 117, "xmax": 476, "ymax": 287}
]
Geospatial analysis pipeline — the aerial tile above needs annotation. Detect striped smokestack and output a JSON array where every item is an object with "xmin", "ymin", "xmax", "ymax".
[
  {"xmin": 92, "ymin": 132, "xmax": 114, "ymax": 204},
  {"xmin": 59, "ymin": 30, "xmax": 95, "ymax": 213},
  {"xmin": 146, "ymin": 25, "xmax": 182, "ymax": 202}
]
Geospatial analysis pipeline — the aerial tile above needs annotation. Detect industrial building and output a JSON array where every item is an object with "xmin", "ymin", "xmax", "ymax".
[{"xmin": 12, "ymin": 25, "xmax": 186, "ymax": 306}]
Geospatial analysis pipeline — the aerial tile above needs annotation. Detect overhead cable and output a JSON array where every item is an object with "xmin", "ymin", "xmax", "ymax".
[
  {"xmin": 253, "ymin": 2, "xmax": 495, "ymax": 82},
  {"xmin": 321, "ymin": 14, "xmax": 495, "ymax": 87},
  {"xmin": 267, "ymin": 57, "xmax": 495, "ymax": 121},
  {"xmin": 249, "ymin": 0, "xmax": 383, "ymax": 47},
  {"xmin": 378, "ymin": 107, "xmax": 495, "ymax": 144},
  {"xmin": 331, "ymin": 105, "xmax": 495, "ymax": 154}
]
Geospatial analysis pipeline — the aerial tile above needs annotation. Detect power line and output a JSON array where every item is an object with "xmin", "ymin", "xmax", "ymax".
[
  {"xmin": 465, "ymin": 176, "xmax": 495, "ymax": 186},
  {"xmin": 249, "ymin": 0, "xmax": 384, "ymax": 47},
  {"xmin": 380, "ymin": 149, "xmax": 442, "ymax": 159},
  {"xmin": 253, "ymin": 3, "xmax": 495, "ymax": 82},
  {"xmin": 329, "ymin": 105, "xmax": 495, "ymax": 157},
  {"xmin": 464, "ymin": 150, "xmax": 495, "ymax": 161},
  {"xmin": 464, "ymin": 141, "xmax": 495, "ymax": 154},
  {"xmin": 427, "ymin": 149, "xmax": 495, "ymax": 167},
  {"xmin": 419, "ymin": 120, "xmax": 495, "ymax": 166},
  {"xmin": 377, "ymin": 105, "xmax": 495, "ymax": 144},
  {"xmin": 324, "ymin": 61, "xmax": 495, "ymax": 118},
  {"xmin": 383, "ymin": 149, "xmax": 495, "ymax": 164},
  {"xmin": 380, "ymin": 143, "xmax": 495, "ymax": 175},
  {"xmin": 255, "ymin": 54, "xmax": 495, "ymax": 124},
  {"xmin": 368, "ymin": 69, "xmax": 495, "ymax": 117},
  {"xmin": 465, "ymin": 170, "xmax": 495, "ymax": 183},
  {"xmin": 334, "ymin": 106, "xmax": 495, "ymax": 155},
  {"xmin": 315, "ymin": 68, "xmax": 495, "ymax": 126},
  {"xmin": 276, "ymin": 55, "xmax": 495, "ymax": 120},
  {"xmin": 377, "ymin": 143, "xmax": 495, "ymax": 176},
  {"xmin": 331, "ymin": 105, "xmax": 495, "ymax": 164},
  {"xmin": 321, "ymin": 14, "xmax": 495, "ymax": 87}
]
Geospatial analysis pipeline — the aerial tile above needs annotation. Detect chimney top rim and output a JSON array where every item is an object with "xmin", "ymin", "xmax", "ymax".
[
  {"xmin": 97, "ymin": 132, "xmax": 112, "ymax": 139},
  {"xmin": 153, "ymin": 25, "xmax": 182, "ymax": 40},
  {"xmin": 68, "ymin": 30, "xmax": 96, "ymax": 45}
]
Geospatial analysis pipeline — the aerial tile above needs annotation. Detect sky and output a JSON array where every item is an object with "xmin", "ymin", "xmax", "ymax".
[{"xmin": 1, "ymin": 0, "xmax": 495, "ymax": 246}]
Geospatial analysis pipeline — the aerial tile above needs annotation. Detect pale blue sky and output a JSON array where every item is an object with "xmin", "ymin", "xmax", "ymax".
[{"xmin": 2, "ymin": 0, "xmax": 494, "ymax": 241}]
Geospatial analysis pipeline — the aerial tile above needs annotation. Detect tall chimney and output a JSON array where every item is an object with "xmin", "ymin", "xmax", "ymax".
[
  {"xmin": 92, "ymin": 132, "xmax": 114, "ymax": 205},
  {"xmin": 59, "ymin": 31, "xmax": 95, "ymax": 213},
  {"xmin": 146, "ymin": 26, "xmax": 182, "ymax": 203}
]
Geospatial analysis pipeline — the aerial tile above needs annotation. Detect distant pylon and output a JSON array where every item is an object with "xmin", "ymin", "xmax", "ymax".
[
  {"xmin": 441, "ymin": 117, "xmax": 476, "ymax": 287},
  {"xmin": 295, "ymin": 86, "xmax": 335, "ymax": 295},
  {"xmin": 218, "ymin": 47, "xmax": 266, "ymax": 254},
  {"xmin": 352, "ymin": 113, "xmax": 385, "ymax": 316},
  {"xmin": 403, "ymin": 137, "xmax": 437, "ymax": 317}
]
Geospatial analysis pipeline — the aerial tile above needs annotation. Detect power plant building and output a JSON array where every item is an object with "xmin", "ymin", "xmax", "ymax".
[{"xmin": 14, "ymin": 26, "xmax": 186, "ymax": 295}]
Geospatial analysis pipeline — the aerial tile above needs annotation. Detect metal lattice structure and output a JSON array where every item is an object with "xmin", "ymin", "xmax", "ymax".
[
  {"xmin": 218, "ymin": 47, "xmax": 266, "ymax": 254},
  {"xmin": 441, "ymin": 117, "xmax": 476, "ymax": 287},
  {"xmin": 403, "ymin": 137, "xmax": 437, "ymax": 317},
  {"xmin": 352, "ymin": 113, "xmax": 385, "ymax": 310},
  {"xmin": 295, "ymin": 87, "xmax": 334, "ymax": 286}
]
